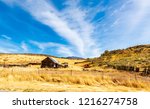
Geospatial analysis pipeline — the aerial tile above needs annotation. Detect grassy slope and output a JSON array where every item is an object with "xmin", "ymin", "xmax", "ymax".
[{"xmin": 92, "ymin": 44, "xmax": 150, "ymax": 68}]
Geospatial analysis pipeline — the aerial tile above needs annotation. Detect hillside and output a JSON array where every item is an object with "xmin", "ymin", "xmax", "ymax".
[{"xmin": 92, "ymin": 44, "xmax": 150, "ymax": 73}]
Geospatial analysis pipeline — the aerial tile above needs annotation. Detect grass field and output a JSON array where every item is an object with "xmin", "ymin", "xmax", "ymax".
[
  {"xmin": 0, "ymin": 67, "xmax": 150, "ymax": 92},
  {"xmin": 0, "ymin": 54, "xmax": 150, "ymax": 92}
]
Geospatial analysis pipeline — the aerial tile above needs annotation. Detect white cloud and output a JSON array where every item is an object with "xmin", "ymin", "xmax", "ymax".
[
  {"xmin": 18, "ymin": 0, "xmax": 85, "ymax": 56},
  {"xmin": 21, "ymin": 42, "xmax": 28, "ymax": 52},
  {"xmin": 30, "ymin": 40, "xmax": 74, "ymax": 56},
  {"xmin": 117, "ymin": 0, "xmax": 150, "ymax": 44},
  {"xmin": 1, "ymin": 34, "xmax": 12, "ymax": 40},
  {"xmin": 124, "ymin": 0, "xmax": 150, "ymax": 33},
  {"xmin": 2, "ymin": 0, "xmax": 101, "ymax": 57},
  {"xmin": 98, "ymin": 0, "xmax": 150, "ymax": 50},
  {"xmin": 2, "ymin": 0, "xmax": 149, "ymax": 56},
  {"xmin": 61, "ymin": 1, "xmax": 100, "ymax": 56},
  {"xmin": 0, "ymin": 39, "xmax": 20, "ymax": 53},
  {"xmin": 0, "ymin": 37, "xmax": 28, "ymax": 53},
  {"xmin": 56, "ymin": 46, "xmax": 74, "ymax": 57},
  {"xmin": 30, "ymin": 40, "xmax": 64, "ymax": 50}
]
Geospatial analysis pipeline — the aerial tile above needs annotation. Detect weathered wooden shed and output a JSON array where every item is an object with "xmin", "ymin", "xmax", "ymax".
[
  {"xmin": 61, "ymin": 62, "xmax": 68, "ymax": 68},
  {"xmin": 41, "ymin": 57, "xmax": 61, "ymax": 68}
]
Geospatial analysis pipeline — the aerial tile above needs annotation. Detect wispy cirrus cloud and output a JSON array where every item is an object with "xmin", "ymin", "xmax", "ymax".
[
  {"xmin": 30, "ymin": 40, "xmax": 74, "ymax": 56},
  {"xmin": 21, "ymin": 41, "xmax": 28, "ymax": 52},
  {"xmin": 60, "ymin": 0, "xmax": 101, "ymax": 57},
  {"xmin": 0, "ymin": 34, "xmax": 17, "ymax": 53},
  {"xmin": 1, "ymin": 0, "xmax": 150, "ymax": 57},
  {"xmin": 116, "ymin": 0, "xmax": 150, "ymax": 36},
  {"xmin": 0, "ymin": 38, "xmax": 19, "ymax": 53},
  {"xmin": 2, "ymin": 0, "xmax": 101, "ymax": 57},
  {"xmin": 1, "ymin": 34, "xmax": 12, "ymax": 40},
  {"xmin": 0, "ymin": 36, "xmax": 29, "ymax": 53},
  {"xmin": 98, "ymin": 0, "xmax": 150, "ymax": 50}
]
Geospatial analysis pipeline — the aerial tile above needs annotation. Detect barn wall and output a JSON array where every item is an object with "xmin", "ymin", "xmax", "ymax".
[{"xmin": 41, "ymin": 57, "xmax": 59, "ymax": 68}]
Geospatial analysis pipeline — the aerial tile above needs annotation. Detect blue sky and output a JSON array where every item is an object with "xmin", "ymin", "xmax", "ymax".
[{"xmin": 0, "ymin": 0, "xmax": 150, "ymax": 58}]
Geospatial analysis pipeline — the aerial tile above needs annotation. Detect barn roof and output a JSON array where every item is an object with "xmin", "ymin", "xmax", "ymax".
[{"xmin": 49, "ymin": 57, "xmax": 60, "ymax": 64}]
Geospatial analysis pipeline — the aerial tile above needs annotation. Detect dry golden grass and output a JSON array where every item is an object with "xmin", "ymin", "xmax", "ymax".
[
  {"xmin": 0, "ymin": 54, "xmax": 85, "ymax": 64},
  {"xmin": 0, "ymin": 54, "xmax": 84, "ymax": 70},
  {"xmin": 0, "ymin": 54, "xmax": 150, "ymax": 92},
  {"xmin": 0, "ymin": 67, "xmax": 150, "ymax": 92}
]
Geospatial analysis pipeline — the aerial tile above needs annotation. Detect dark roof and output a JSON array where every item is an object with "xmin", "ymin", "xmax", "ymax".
[{"xmin": 42, "ymin": 57, "xmax": 60, "ymax": 65}]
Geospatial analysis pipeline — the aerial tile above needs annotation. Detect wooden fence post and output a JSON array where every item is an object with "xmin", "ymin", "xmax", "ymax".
[
  {"xmin": 101, "ymin": 72, "xmax": 104, "ymax": 80},
  {"xmin": 11, "ymin": 68, "xmax": 13, "ymax": 74},
  {"xmin": 71, "ymin": 70, "xmax": 73, "ymax": 76},
  {"xmin": 134, "ymin": 74, "xmax": 138, "ymax": 81}
]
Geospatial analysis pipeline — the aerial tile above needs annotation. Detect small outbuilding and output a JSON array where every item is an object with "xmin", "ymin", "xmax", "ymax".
[
  {"xmin": 41, "ymin": 57, "xmax": 61, "ymax": 68},
  {"xmin": 61, "ymin": 62, "xmax": 68, "ymax": 68}
]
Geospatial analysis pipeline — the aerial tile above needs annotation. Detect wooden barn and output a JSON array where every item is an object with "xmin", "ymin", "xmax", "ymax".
[{"xmin": 41, "ymin": 57, "xmax": 61, "ymax": 68}]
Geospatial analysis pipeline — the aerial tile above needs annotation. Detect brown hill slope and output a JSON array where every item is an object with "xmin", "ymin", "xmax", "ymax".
[{"xmin": 92, "ymin": 44, "xmax": 150, "ymax": 73}]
